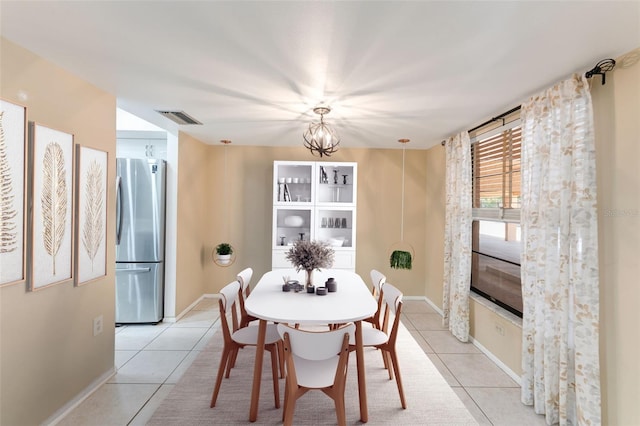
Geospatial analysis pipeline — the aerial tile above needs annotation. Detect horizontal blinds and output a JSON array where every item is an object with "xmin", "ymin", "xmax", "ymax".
[{"xmin": 472, "ymin": 125, "xmax": 521, "ymax": 219}]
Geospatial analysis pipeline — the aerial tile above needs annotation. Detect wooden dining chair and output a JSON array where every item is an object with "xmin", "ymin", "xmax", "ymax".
[
  {"xmin": 232, "ymin": 267, "xmax": 285, "ymax": 378},
  {"xmin": 236, "ymin": 267, "xmax": 256, "ymax": 329},
  {"xmin": 210, "ymin": 280, "xmax": 281, "ymax": 409},
  {"xmin": 350, "ymin": 282, "xmax": 407, "ymax": 409},
  {"xmin": 277, "ymin": 323, "xmax": 355, "ymax": 426},
  {"xmin": 364, "ymin": 269, "xmax": 386, "ymax": 329}
]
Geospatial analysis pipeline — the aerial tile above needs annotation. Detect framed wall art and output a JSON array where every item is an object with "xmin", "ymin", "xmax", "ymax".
[
  {"xmin": 28, "ymin": 122, "xmax": 74, "ymax": 291},
  {"xmin": 74, "ymin": 145, "xmax": 108, "ymax": 285},
  {"xmin": 0, "ymin": 99, "xmax": 27, "ymax": 287}
]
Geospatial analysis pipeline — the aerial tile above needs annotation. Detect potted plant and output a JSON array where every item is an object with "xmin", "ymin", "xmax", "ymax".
[
  {"xmin": 390, "ymin": 250, "xmax": 412, "ymax": 270},
  {"xmin": 285, "ymin": 240, "xmax": 334, "ymax": 291},
  {"xmin": 215, "ymin": 243, "xmax": 233, "ymax": 265}
]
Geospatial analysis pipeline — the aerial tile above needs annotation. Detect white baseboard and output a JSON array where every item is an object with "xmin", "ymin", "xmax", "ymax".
[
  {"xmin": 45, "ymin": 367, "xmax": 116, "ymax": 426},
  {"xmin": 167, "ymin": 293, "xmax": 219, "ymax": 323},
  {"xmin": 404, "ymin": 295, "xmax": 445, "ymax": 316},
  {"xmin": 468, "ymin": 334, "xmax": 521, "ymax": 385},
  {"xmin": 419, "ymin": 295, "xmax": 521, "ymax": 385}
]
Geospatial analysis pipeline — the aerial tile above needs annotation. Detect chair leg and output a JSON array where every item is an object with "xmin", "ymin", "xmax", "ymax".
[
  {"xmin": 277, "ymin": 340, "xmax": 285, "ymax": 379},
  {"xmin": 282, "ymin": 376, "xmax": 289, "ymax": 422},
  {"xmin": 229, "ymin": 344, "xmax": 241, "ymax": 369},
  {"xmin": 389, "ymin": 348, "xmax": 407, "ymax": 409},
  {"xmin": 268, "ymin": 345, "xmax": 280, "ymax": 409},
  {"xmin": 225, "ymin": 347, "xmax": 239, "ymax": 378},
  {"xmin": 334, "ymin": 391, "xmax": 347, "ymax": 426},
  {"xmin": 210, "ymin": 346, "xmax": 231, "ymax": 407},
  {"xmin": 283, "ymin": 383, "xmax": 297, "ymax": 426},
  {"xmin": 380, "ymin": 347, "xmax": 390, "ymax": 370},
  {"xmin": 385, "ymin": 350, "xmax": 393, "ymax": 379}
]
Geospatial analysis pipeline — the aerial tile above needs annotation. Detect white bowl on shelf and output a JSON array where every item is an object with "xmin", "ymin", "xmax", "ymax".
[
  {"xmin": 284, "ymin": 215, "xmax": 304, "ymax": 227},
  {"xmin": 328, "ymin": 238, "xmax": 345, "ymax": 247}
]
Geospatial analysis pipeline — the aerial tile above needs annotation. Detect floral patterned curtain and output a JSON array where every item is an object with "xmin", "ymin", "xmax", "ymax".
[
  {"xmin": 442, "ymin": 131, "xmax": 472, "ymax": 342},
  {"xmin": 520, "ymin": 74, "xmax": 601, "ymax": 425}
]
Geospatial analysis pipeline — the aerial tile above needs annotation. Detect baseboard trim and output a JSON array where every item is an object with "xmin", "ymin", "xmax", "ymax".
[
  {"xmin": 165, "ymin": 293, "xmax": 219, "ymax": 323},
  {"xmin": 468, "ymin": 334, "xmax": 521, "ymax": 385},
  {"xmin": 46, "ymin": 367, "xmax": 116, "ymax": 425},
  {"xmin": 418, "ymin": 295, "xmax": 521, "ymax": 386}
]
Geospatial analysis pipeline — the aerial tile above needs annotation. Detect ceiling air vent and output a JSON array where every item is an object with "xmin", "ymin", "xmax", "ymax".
[{"xmin": 155, "ymin": 110, "xmax": 202, "ymax": 125}]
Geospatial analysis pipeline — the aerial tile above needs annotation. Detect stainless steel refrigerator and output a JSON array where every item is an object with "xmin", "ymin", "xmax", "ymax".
[{"xmin": 115, "ymin": 158, "xmax": 166, "ymax": 324}]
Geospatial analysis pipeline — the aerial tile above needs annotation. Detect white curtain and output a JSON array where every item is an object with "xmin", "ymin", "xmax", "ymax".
[
  {"xmin": 520, "ymin": 74, "xmax": 601, "ymax": 425},
  {"xmin": 442, "ymin": 131, "xmax": 472, "ymax": 342}
]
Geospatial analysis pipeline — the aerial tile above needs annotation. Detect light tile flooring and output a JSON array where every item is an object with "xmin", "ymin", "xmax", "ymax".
[{"xmin": 59, "ymin": 299, "xmax": 546, "ymax": 425}]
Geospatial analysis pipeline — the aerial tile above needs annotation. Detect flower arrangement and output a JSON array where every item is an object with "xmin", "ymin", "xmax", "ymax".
[{"xmin": 285, "ymin": 240, "xmax": 334, "ymax": 288}]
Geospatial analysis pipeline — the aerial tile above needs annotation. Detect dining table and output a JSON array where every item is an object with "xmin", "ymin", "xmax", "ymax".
[{"xmin": 244, "ymin": 268, "xmax": 378, "ymax": 423}]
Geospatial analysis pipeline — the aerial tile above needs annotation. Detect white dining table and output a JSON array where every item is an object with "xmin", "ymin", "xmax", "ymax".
[{"xmin": 245, "ymin": 268, "xmax": 377, "ymax": 423}]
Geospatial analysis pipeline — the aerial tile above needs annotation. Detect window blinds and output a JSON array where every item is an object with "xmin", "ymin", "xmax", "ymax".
[{"xmin": 471, "ymin": 125, "xmax": 521, "ymax": 222}]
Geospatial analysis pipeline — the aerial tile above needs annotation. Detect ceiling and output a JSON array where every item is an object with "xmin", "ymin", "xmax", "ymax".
[{"xmin": 1, "ymin": 1, "xmax": 638, "ymax": 150}]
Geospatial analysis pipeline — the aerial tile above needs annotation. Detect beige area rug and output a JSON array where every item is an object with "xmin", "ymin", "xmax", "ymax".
[{"xmin": 148, "ymin": 321, "xmax": 478, "ymax": 425}]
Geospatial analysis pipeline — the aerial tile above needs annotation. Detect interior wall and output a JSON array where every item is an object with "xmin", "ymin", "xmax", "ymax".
[
  {"xmin": 173, "ymin": 132, "xmax": 212, "ymax": 315},
  {"xmin": 0, "ymin": 38, "xmax": 116, "ymax": 425},
  {"xmin": 593, "ymin": 47, "xmax": 640, "ymax": 426},
  {"xmin": 172, "ymin": 143, "xmax": 428, "ymax": 305},
  {"xmin": 423, "ymin": 145, "xmax": 446, "ymax": 305}
]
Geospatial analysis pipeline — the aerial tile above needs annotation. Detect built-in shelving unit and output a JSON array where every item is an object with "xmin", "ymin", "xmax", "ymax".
[{"xmin": 272, "ymin": 161, "xmax": 357, "ymax": 270}]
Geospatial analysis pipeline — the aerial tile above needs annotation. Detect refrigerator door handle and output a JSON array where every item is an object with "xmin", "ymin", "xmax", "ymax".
[
  {"xmin": 115, "ymin": 175, "xmax": 122, "ymax": 245},
  {"xmin": 116, "ymin": 267, "xmax": 152, "ymax": 273}
]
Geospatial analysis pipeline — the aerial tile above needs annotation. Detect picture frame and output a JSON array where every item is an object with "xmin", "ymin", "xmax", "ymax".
[
  {"xmin": 74, "ymin": 145, "xmax": 108, "ymax": 285},
  {"xmin": 28, "ymin": 122, "xmax": 74, "ymax": 291},
  {"xmin": 0, "ymin": 99, "xmax": 28, "ymax": 287}
]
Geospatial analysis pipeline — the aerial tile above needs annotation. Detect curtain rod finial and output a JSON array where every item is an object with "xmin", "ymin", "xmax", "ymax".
[{"xmin": 585, "ymin": 58, "xmax": 616, "ymax": 85}]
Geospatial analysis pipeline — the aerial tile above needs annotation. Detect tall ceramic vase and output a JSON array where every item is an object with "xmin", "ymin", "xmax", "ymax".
[{"xmin": 305, "ymin": 269, "xmax": 315, "ymax": 293}]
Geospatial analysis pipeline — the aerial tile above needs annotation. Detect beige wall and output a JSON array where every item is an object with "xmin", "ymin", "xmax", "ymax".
[
  {"xmin": 0, "ymin": 38, "xmax": 117, "ymax": 425},
  {"xmin": 173, "ymin": 132, "xmax": 212, "ymax": 314},
  {"xmin": 173, "ymin": 144, "xmax": 428, "ymax": 307},
  {"xmin": 422, "ymin": 47, "xmax": 640, "ymax": 425},
  {"xmin": 593, "ymin": 48, "xmax": 640, "ymax": 426}
]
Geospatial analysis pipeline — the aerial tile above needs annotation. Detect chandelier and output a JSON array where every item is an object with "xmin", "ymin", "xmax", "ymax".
[{"xmin": 303, "ymin": 106, "xmax": 340, "ymax": 157}]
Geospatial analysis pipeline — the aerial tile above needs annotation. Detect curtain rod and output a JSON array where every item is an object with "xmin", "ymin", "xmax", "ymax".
[
  {"xmin": 440, "ymin": 58, "xmax": 616, "ymax": 146},
  {"xmin": 441, "ymin": 105, "xmax": 521, "ymax": 146}
]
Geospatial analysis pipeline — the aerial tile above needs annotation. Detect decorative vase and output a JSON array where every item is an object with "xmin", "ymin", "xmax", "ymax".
[
  {"xmin": 217, "ymin": 254, "xmax": 231, "ymax": 265},
  {"xmin": 305, "ymin": 269, "xmax": 315, "ymax": 293}
]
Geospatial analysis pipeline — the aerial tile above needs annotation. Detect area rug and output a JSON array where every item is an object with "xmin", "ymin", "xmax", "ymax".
[{"xmin": 148, "ymin": 321, "xmax": 478, "ymax": 425}]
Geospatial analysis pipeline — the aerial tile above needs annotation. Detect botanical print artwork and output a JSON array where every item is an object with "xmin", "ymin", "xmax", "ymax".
[
  {"xmin": 82, "ymin": 160, "xmax": 104, "ymax": 268},
  {"xmin": 75, "ymin": 146, "xmax": 107, "ymax": 285},
  {"xmin": 0, "ymin": 113, "xmax": 18, "ymax": 253},
  {"xmin": 30, "ymin": 123, "xmax": 73, "ymax": 290},
  {"xmin": 41, "ymin": 142, "xmax": 68, "ymax": 275},
  {"xmin": 0, "ymin": 100, "xmax": 26, "ymax": 287}
]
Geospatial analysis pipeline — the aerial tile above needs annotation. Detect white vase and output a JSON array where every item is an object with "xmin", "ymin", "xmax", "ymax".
[{"xmin": 217, "ymin": 254, "xmax": 231, "ymax": 265}]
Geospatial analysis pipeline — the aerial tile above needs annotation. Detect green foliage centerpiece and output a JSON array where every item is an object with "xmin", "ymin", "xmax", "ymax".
[{"xmin": 285, "ymin": 240, "xmax": 335, "ymax": 291}]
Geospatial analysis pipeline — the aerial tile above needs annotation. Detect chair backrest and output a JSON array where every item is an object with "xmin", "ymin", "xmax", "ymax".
[
  {"xmin": 237, "ymin": 267, "xmax": 253, "ymax": 295},
  {"xmin": 277, "ymin": 323, "xmax": 355, "ymax": 361},
  {"xmin": 370, "ymin": 269, "xmax": 386, "ymax": 297},
  {"xmin": 380, "ymin": 282, "xmax": 403, "ymax": 345},
  {"xmin": 235, "ymin": 267, "xmax": 254, "ymax": 329},
  {"xmin": 218, "ymin": 280, "xmax": 241, "ymax": 340}
]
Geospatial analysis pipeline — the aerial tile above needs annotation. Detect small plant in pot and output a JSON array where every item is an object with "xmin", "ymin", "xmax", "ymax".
[
  {"xmin": 215, "ymin": 243, "xmax": 233, "ymax": 265},
  {"xmin": 390, "ymin": 250, "xmax": 412, "ymax": 270}
]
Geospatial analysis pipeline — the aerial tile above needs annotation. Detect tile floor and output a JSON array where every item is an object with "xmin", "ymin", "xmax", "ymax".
[{"xmin": 58, "ymin": 299, "xmax": 546, "ymax": 425}]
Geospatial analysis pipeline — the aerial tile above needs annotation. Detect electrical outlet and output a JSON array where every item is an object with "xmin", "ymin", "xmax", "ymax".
[
  {"xmin": 93, "ymin": 315, "xmax": 103, "ymax": 336},
  {"xmin": 495, "ymin": 323, "xmax": 505, "ymax": 336}
]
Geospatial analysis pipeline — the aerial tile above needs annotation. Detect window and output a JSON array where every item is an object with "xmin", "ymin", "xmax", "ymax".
[{"xmin": 471, "ymin": 122, "xmax": 522, "ymax": 317}]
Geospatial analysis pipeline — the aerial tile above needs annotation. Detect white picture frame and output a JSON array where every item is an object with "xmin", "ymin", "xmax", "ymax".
[
  {"xmin": 0, "ymin": 99, "xmax": 27, "ymax": 287},
  {"xmin": 75, "ymin": 145, "xmax": 108, "ymax": 285},
  {"xmin": 28, "ymin": 122, "xmax": 74, "ymax": 291}
]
